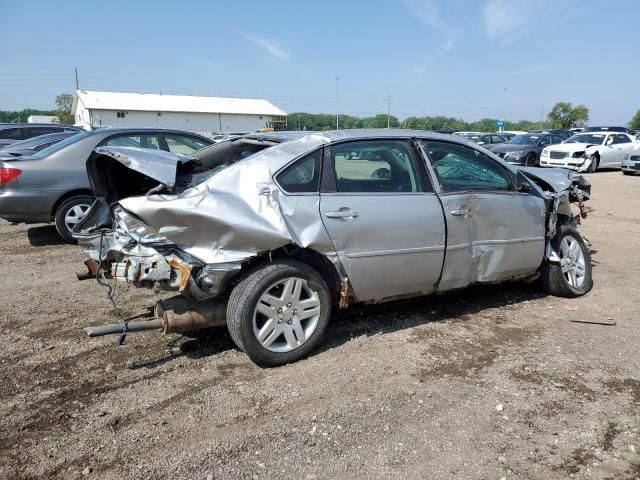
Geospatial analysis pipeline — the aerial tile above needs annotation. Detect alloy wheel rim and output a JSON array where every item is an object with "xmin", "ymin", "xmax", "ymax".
[
  {"xmin": 64, "ymin": 204, "xmax": 90, "ymax": 231},
  {"xmin": 252, "ymin": 276, "xmax": 321, "ymax": 353},
  {"xmin": 559, "ymin": 236, "xmax": 586, "ymax": 289}
]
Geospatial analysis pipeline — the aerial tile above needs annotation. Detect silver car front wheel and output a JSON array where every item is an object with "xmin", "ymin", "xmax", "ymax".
[
  {"xmin": 559, "ymin": 236, "xmax": 586, "ymax": 289},
  {"xmin": 541, "ymin": 225, "xmax": 592, "ymax": 298}
]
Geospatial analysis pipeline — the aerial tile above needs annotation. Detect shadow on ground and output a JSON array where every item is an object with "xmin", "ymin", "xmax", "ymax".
[
  {"xmin": 27, "ymin": 225, "xmax": 66, "ymax": 246},
  {"xmin": 135, "ymin": 281, "xmax": 549, "ymax": 368}
]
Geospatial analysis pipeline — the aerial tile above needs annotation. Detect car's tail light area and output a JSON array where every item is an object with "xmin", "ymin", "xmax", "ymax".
[{"xmin": 0, "ymin": 167, "xmax": 22, "ymax": 186}]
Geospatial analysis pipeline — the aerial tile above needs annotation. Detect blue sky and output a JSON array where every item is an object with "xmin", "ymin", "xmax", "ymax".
[{"xmin": 1, "ymin": 0, "xmax": 639, "ymax": 124}]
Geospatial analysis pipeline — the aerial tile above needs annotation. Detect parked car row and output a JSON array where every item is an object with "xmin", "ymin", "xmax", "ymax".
[{"xmin": 459, "ymin": 127, "xmax": 640, "ymax": 172}]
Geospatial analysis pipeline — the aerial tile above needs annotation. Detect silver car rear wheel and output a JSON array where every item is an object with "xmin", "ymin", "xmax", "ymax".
[
  {"xmin": 252, "ymin": 277, "xmax": 321, "ymax": 353},
  {"xmin": 226, "ymin": 260, "xmax": 331, "ymax": 367}
]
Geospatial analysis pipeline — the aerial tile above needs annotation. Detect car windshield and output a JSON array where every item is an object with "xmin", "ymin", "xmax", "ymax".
[
  {"xmin": 508, "ymin": 135, "xmax": 540, "ymax": 145},
  {"xmin": 564, "ymin": 134, "xmax": 606, "ymax": 145},
  {"xmin": 463, "ymin": 134, "xmax": 481, "ymax": 141},
  {"xmin": 30, "ymin": 131, "xmax": 92, "ymax": 158}
]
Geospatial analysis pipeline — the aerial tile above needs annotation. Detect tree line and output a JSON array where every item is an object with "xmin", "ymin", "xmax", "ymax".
[
  {"xmin": 287, "ymin": 112, "xmax": 547, "ymax": 132},
  {"xmin": 288, "ymin": 102, "xmax": 597, "ymax": 132},
  {"xmin": 3, "ymin": 94, "xmax": 638, "ymax": 131},
  {"xmin": 0, "ymin": 94, "xmax": 74, "ymax": 124}
]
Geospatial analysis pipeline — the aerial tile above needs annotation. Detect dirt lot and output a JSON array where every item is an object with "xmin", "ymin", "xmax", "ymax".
[{"xmin": 0, "ymin": 171, "xmax": 639, "ymax": 479}]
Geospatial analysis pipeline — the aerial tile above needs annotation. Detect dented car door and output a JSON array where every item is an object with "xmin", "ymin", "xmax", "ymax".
[
  {"xmin": 319, "ymin": 139, "xmax": 446, "ymax": 302},
  {"xmin": 420, "ymin": 140, "xmax": 546, "ymax": 290}
]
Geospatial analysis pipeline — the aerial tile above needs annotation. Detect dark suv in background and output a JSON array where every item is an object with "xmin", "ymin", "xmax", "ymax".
[{"xmin": 0, "ymin": 123, "xmax": 83, "ymax": 147}]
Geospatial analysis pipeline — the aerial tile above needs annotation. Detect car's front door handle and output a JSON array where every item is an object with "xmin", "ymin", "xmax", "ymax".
[
  {"xmin": 326, "ymin": 208, "xmax": 359, "ymax": 219},
  {"xmin": 451, "ymin": 208, "xmax": 473, "ymax": 217}
]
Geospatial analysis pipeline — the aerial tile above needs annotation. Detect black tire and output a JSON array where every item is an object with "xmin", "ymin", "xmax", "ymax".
[
  {"xmin": 226, "ymin": 260, "xmax": 332, "ymax": 367},
  {"xmin": 541, "ymin": 225, "xmax": 592, "ymax": 298},
  {"xmin": 54, "ymin": 195, "xmax": 93, "ymax": 243},
  {"xmin": 622, "ymin": 171, "xmax": 634, "ymax": 176},
  {"xmin": 525, "ymin": 153, "xmax": 537, "ymax": 167},
  {"xmin": 588, "ymin": 155, "xmax": 599, "ymax": 173}
]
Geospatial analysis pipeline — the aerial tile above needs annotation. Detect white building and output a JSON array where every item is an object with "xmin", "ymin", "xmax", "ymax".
[
  {"xmin": 27, "ymin": 115, "xmax": 59, "ymax": 124},
  {"xmin": 71, "ymin": 90, "xmax": 287, "ymax": 134}
]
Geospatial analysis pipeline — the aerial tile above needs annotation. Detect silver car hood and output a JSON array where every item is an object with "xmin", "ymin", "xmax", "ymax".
[
  {"xmin": 91, "ymin": 146, "xmax": 194, "ymax": 188},
  {"xmin": 517, "ymin": 166, "xmax": 579, "ymax": 192}
]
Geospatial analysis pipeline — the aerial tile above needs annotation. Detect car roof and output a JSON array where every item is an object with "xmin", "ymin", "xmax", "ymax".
[
  {"xmin": 86, "ymin": 127, "xmax": 213, "ymax": 138},
  {"xmin": 302, "ymin": 128, "xmax": 464, "ymax": 142},
  {"xmin": 0, "ymin": 123, "xmax": 80, "ymax": 129}
]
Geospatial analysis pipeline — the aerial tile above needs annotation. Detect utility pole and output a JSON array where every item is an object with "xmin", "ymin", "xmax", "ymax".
[
  {"xmin": 75, "ymin": 67, "xmax": 79, "ymax": 90},
  {"xmin": 335, "ymin": 77, "xmax": 340, "ymax": 130},
  {"xmin": 540, "ymin": 103, "xmax": 544, "ymax": 129},
  {"xmin": 387, "ymin": 93, "xmax": 391, "ymax": 128}
]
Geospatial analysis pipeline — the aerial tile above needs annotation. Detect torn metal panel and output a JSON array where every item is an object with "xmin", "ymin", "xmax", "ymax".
[{"xmin": 92, "ymin": 146, "xmax": 194, "ymax": 188}]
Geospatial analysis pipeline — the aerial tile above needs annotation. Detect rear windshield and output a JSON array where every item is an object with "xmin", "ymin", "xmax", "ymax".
[
  {"xmin": 508, "ymin": 135, "xmax": 540, "ymax": 145},
  {"xmin": 564, "ymin": 134, "xmax": 605, "ymax": 145},
  {"xmin": 30, "ymin": 131, "xmax": 92, "ymax": 158}
]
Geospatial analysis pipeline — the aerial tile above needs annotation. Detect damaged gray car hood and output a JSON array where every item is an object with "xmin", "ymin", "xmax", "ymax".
[{"xmin": 516, "ymin": 166, "xmax": 578, "ymax": 192}]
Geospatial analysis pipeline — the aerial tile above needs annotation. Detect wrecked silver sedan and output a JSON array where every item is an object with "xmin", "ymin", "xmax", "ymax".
[{"xmin": 75, "ymin": 130, "xmax": 592, "ymax": 366}]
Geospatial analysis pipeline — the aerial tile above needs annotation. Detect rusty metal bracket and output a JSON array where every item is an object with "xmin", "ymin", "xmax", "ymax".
[
  {"xmin": 338, "ymin": 278, "xmax": 350, "ymax": 309},
  {"xmin": 76, "ymin": 258, "xmax": 100, "ymax": 281}
]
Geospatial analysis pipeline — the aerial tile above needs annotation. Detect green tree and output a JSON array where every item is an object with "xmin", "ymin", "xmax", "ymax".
[
  {"xmin": 361, "ymin": 114, "xmax": 399, "ymax": 128},
  {"xmin": 628, "ymin": 110, "xmax": 640, "ymax": 130},
  {"xmin": 547, "ymin": 102, "xmax": 589, "ymax": 129},
  {"xmin": 55, "ymin": 93, "xmax": 74, "ymax": 124}
]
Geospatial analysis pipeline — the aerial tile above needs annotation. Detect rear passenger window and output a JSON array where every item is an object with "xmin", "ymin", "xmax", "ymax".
[
  {"xmin": 29, "ymin": 127, "xmax": 61, "ymax": 136},
  {"xmin": 0, "ymin": 128, "xmax": 25, "ymax": 140},
  {"xmin": 331, "ymin": 140, "xmax": 421, "ymax": 193},
  {"xmin": 103, "ymin": 134, "xmax": 160, "ymax": 150},
  {"xmin": 276, "ymin": 150, "xmax": 321, "ymax": 193},
  {"xmin": 421, "ymin": 141, "xmax": 511, "ymax": 193},
  {"xmin": 163, "ymin": 134, "xmax": 210, "ymax": 155},
  {"xmin": 616, "ymin": 134, "xmax": 631, "ymax": 144}
]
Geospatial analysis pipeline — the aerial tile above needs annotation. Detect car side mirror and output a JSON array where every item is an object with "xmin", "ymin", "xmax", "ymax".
[{"xmin": 517, "ymin": 182, "xmax": 532, "ymax": 193}]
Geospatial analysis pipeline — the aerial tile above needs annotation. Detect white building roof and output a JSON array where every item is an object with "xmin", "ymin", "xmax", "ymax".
[
  {"xmin": 72, "ymin": 90, "xmax": 287, "ymax": 116},
  {"xmin": 27, "ymin": 115, "xmax": 59, "ymax": 124}
]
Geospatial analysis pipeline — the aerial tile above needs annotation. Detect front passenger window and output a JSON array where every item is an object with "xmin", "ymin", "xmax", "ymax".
[{"xmin": 421, "ymin": 141, "xmax": 511, "ymax": 193}]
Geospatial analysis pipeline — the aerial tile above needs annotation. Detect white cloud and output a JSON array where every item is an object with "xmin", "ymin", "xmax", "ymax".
[
  {"xmin": 403, "ymin": 0, "xmax": 461, "ymax": 72},
  {"xmin": 243, "ymin": 34, "xmax": 291, "ymax": 60},
  {"xmin": 483, "ymin": 0, "xmax": 526, "ymax": 44}
]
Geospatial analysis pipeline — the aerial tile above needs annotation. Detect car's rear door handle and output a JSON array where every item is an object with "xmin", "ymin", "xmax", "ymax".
[
  {"xmin": 326, "ymin": 208, "xmax": 359, "ymax": 219},
  {"xmin": 451, "ymin": 208, "xmax": 472, "ymax": 217}
]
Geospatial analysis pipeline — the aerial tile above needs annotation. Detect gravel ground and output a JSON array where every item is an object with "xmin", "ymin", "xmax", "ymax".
[{"xmin": 0, "ymin": 171, "xmax": 639, "ymax": 480}]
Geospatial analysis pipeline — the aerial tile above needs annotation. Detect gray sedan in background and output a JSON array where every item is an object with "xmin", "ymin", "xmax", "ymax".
[
  {"xmin": 0, "ymin": 128, "xmax": 213, "ymax": 241},
  {"xmin": 74, "ymin": 129, "xmax": 593, "ymax": 366}
]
